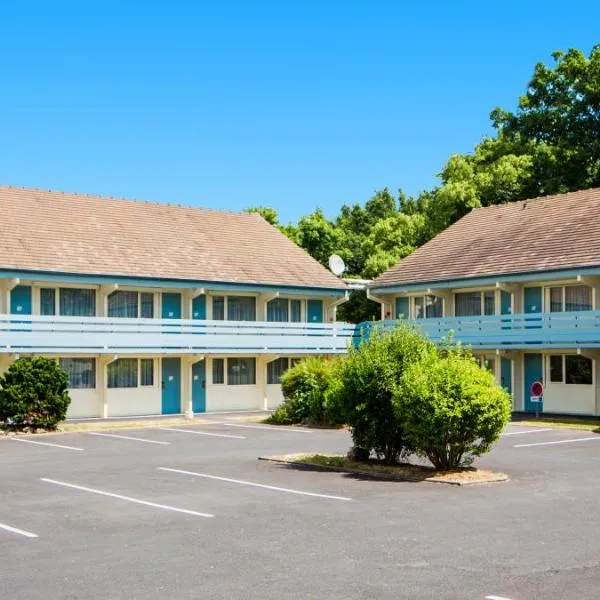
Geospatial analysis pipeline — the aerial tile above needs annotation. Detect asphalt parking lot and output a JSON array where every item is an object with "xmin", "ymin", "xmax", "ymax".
[{"xmin": 1, "ymin": 417, "xmax": 600, "ymax": 600}]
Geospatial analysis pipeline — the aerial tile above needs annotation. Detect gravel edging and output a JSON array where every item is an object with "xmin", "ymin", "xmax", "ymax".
[{"xmin": 259, "ymin": 455, "xmax": 509, "ymax": 486}]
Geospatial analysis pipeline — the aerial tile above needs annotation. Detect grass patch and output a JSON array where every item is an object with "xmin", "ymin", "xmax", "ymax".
[
  {"xmin": 261, "ymin": 453, "xmax": 507, "ymax": 485},
  {"xmin": 515, "ymin": 416, "xmax": 600, "ymax": 432}
]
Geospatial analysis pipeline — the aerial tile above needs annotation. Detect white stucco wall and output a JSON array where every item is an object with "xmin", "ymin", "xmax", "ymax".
[
  {"xmin": 67, "ymin": 389, "xmax": 102, "ymax": 418},
  {"xmin": 543, "ymin": 382, "xmax": 596, "ymax": 415},
  {"xmin": 206, "ymin": 384, "xmax": 263, "ymax": 411},
  {"xmin": 107, "ymin": 385, "xmax": 162, "ymax": 417},
  {"xmin": 266, "ymin": 384, "xmax": 285, "ymax": 410}
]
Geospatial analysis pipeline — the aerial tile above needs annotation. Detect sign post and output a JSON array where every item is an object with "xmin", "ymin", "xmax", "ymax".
[{"xmin": 530, "ymin": 381, "xmax": 544, "ymax": 419}]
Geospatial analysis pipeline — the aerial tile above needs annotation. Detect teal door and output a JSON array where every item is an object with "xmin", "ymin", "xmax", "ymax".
[
  {"xmin": 501, "ymin": 357, "xmax": 512, "ymax": 395},
  {"xmin": 524, "ymin": 287, "xmax": 542, "ymax": 313},
  {"xmin": 524, "ymin": 353, "xmax": 543, "ymax": 413},
  {"xmin": 161, "ymin": 358, "xmax": 181, "ymax": 414},
  {"xmin": 162, "ymin": 293, "xmax": 182, "ymax": 319},
  {"xmin": 395, "ymin": 297, "xmax": 409, "ymax": 319},
  {"xmin": 10, "ymin": 285, "xmax": 32, "ymax": 315},
  {"xmin": 192, "ymin": 361, "xmax": 206, "ymax": 412},
  {"xmin": 307, "ymin": 299, "xmax": 323, "ymax": 323},
  {"xmin": 192, "ymin": 295, "xmax": 206, "ymax": 319}
]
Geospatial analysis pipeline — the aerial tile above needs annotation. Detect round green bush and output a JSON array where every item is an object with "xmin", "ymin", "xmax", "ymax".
[
  {"xmin": 0, "ymin": 357, "xmax": 71, "ymax": 431},
  {"xmin": 326, "ymin": 323, "xmax": 437, "ymax": 464},
  {"xmin": 270, "ymin": 356, "xmax": 340, "ymax": 425},
  {"xmin": 397, "ymin": 350, "xmax": 511, "ymax": 470}
]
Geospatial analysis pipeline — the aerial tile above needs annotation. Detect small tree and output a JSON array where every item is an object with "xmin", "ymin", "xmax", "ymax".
[
  {"xmin": 270, "ymin": 356, "xmax": 339, "ymax": 425},
  {"xmin": 397, "ymin": 350, "xmax": 511, "ymax": 470},
  {"xmin": 327, "ymin": 323, "xmax": 436, "ymax": 464},
  {"xmin": 0, "ymin": 357, "xmax": 71, "ymax": 431}
]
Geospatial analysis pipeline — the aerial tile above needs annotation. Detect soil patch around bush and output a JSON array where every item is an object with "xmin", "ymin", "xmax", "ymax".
[{"xmin": 260, "ymin": 453, "xmax": 508, "ymax": 486}]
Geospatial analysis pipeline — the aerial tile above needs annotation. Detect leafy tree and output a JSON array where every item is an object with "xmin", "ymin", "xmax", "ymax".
[
  {"xmin": 397, "ymin": 348, "xmax": 511, "ymax": 470},
  {"xmin": 245, "ymin": 206, "xmax": 280, "ymax": 226},
  {"xmin": 0, "ymin": 357, "xmax": 71, "ymax": 431}
]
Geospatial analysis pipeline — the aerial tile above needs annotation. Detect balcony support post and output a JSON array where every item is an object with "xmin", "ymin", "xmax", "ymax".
[
  {"xmin": 183, "ymin": 354, "xmax": 204, "ymax": 419},
  {"xmin": 366, "ymin": 289, "xmax": 393, "ymax": 321},
  {"xmin": 326, "ymin": 291, "xmax": 349, "ymax": 322},
  {"xmin": 99, "ymin": 354, "xmax": 119, "ymax": 418}
]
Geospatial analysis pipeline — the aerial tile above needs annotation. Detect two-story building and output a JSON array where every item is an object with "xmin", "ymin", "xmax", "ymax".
[
  {"xmin": 369, "ymin": 187, "xmax": 600, "ymax": 417},
  {"xmin": 0, "ymin": 186, "xmax": 353, "ymax": 419}
]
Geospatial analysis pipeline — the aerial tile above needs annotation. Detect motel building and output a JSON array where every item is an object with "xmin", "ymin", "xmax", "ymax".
[
  {"xmin": 0, "ymin": 186, "xmax": 354, "ymax": 419},
  {"xmin": 368, "ymin": 187, "xmax": 600, "ymax": 417}
]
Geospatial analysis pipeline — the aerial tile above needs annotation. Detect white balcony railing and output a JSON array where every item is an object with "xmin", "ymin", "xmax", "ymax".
[{"xmin": 0, "ymin": 314, "xmax": 359, "ymax": 355}]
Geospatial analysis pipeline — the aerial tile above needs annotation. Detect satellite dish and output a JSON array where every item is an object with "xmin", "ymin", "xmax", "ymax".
[{"xmin": 328, "ymin": 254, "xmax": 346, "ymax": 276}]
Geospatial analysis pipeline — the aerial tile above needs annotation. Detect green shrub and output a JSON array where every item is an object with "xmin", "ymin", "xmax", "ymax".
[
  {"xmin": 0, "ymin": 357, "xmax": 71, "ymax": 431},
  {"xmin": 327, "ymin": 323, "xmax": 436, "ymax": 464},
  {"xmin": 397, "ymin": 349, "xmax": 511, "ymax": 470},
  {"xmin": 270, "ymin": 356, "xmax": 341, "ymax": 425}
]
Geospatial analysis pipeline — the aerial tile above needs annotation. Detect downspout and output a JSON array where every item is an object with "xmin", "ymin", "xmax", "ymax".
[
  {"xmin": 329, "ymin": 291, "xmax": 349, "ymax": 322},
  {"xmin": 366, "ymin": 289, "xmax": 389, "ymax": 321}
]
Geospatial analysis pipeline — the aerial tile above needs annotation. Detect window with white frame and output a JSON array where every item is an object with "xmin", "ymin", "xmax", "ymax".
[
  {"xmin": 59, "ymin": 358, "xmax": 96, "ymax": 389},
  {"xmin": 455, "ymin": 291, "xmax": 495, "ymax": 317},
  {"xmin": 549, "ymin": 354, "xmax": 593, "ymax": 385},
  {"xmin": 107, "ymin": 358, "xmax": 155, "ymax": 388},
  {"xmin": 267, "ymin": 298, "xmax": 303, "ymax": 322},
  {"xmin": 108, "ymin": 291, "xmax": 154, "ymax": 318},
  {"xmin": 212, "ymin": 358, "xmax": 225, "ymax": 384},
  {"xmin": 40, "ymin": 288, "xmax": 96, "ymax": 316},
  {"xmin": 227, "ymin": 357, "xmax": 256, "ymax": 385},
  {"xmin": 548, "ymin": 285, "xmax": 592, "ymax": 313},
  {"xmin": 413, "ymin": 295, "xmax": 443, "ymax": 319},
  {"xmin": 140, "ymin": 359, "xmax": 154, "ymax": 386}
]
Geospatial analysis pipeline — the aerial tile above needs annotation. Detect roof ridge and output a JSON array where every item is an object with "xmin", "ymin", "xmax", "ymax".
[{"xmin": 0, "ymin": 184, "xmax": 253, "ymax": 217}]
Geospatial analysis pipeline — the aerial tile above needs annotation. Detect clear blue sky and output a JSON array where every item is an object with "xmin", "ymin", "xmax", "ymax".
[{"xmin": 1, "ymin": 1, "xmax": 598, "ymax": 224}]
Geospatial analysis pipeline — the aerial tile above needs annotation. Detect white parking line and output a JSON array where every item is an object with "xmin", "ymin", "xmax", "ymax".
[
  {"xmin": 515, "ymin": 436, "xmax": 600, "ymax": 448},
  {"xmin": 216, "ymin": 422, "xmax": 312, "ymax": 433},
  {"xmin": 0, "ymin": 521, "xmax": 38, "ymax": 539},
  {"xmin": 11, "ymin": 438, "xmax": 84, "ymax": 451},
  {"xmin": 486, "ymin": 595, "xmax": 514, "ymax": 600},
  {"xmin": 88, "ymin": 432, "xmax": 170, "ymax": 445},
  {"xmin": 159, "ymin": 467, "xmax": 352, "ymax": 502},
  {"xmin": 501, "ymin": 428, "xmax": 553, "ymax": 436},
  {"xmin": 159, "ymin": 427, "xmax": 245, "ymax": 440},
  {"xmin": 40, "ymin": 478, "xmax": 214, "ymax": 518}
]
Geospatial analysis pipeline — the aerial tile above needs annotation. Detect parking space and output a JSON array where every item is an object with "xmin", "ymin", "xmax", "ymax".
[{"xmin": 2, "ymin": 420, "xmax": 600, "ymax": 599}]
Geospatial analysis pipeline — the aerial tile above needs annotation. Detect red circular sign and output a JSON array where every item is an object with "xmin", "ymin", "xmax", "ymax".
[{"xmin": 531, "ymin": 381, "xmax": 543, "ymax": 396}]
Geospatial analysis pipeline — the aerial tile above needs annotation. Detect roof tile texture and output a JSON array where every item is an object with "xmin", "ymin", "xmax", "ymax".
[
  {"xmin": 0, "ymin": 186, "xmax": 344, "ymax": 289},
  {"xmin": 373, "ymin": 187, "xmax": 600, "ymax": 288}
]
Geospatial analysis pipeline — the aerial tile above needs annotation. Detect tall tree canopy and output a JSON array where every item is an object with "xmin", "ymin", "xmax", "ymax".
[{"xmin": 246, "ymin": 46, "xmax": 600, "ymax": 322}]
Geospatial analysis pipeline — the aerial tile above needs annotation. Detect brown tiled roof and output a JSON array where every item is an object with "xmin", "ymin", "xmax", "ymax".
[
  {"xmin": 0, "ymin": 186, "xmax": 345, "ymax": 290},
  {"xmin": 373, "ymin": 187, "xmax": 600, "ymax": 288}
]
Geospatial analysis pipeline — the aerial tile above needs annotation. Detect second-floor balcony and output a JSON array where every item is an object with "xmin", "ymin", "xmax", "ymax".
[
  {"xmin": 0, "ymin": 314, "xmax": 359, "ymax": 355},
  {"xmin": 369, "ymin": 311, "xmax": 600, "ymax": 350}
]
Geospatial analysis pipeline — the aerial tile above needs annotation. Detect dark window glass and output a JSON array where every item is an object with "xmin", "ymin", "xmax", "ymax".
[
  {"xmin": 483, "ymin": 291, "xmax": 495, "ymax": 316},
  {"xmin": 40, "ymin": 288, "xmax": 56, "ymax": 316},
  {"xmin": 267, "ymin": 298, "xmax": 289, "ymax": 322},
  {"xmin": 550, "ymin": 287, "xmax": 563, "ymax": 312},
  {"xmin": 227, "ymin": 357, "xmax": 256, "ymax": 385},
  {"xmin": 140, "ymin": 293, "xmax": 154, "ymax": 318},
  {"xmin": 108, "ymin": 291, "xmax": 138, "ymax": 318},
  {"xmin": 425, "ymin": 295, "xmax": 443, "ymax": 318},
  {"xmin": 140, "ymin": 359, "xmax": 154, "ymax": 386},
  {"xmin": 455, "ymin": 292, "xmax": 481, "ymax": 317},
  {"xmin": 565, "ymin": 286, "xmax": 592, "ymax": 312},
  {"xmin": 565, "ymin": 355, "xmax": 593, "ymax": 385},
  {"xmin": 549, "ymin": 355, "xmax": 563, "ymax": 383},
  {"xmin": 290, "ymin": 299, "xmax": 302, "ymax": 323},
  {"xmin": 59, "ymin": 288, "xmax": 96, "ymax": 317},
  {"xmin": 59, "ymin": 358, "xmax": 96, "ymax": 389},
  {"xmin": 107, "ymin": 358, "xmax": 138, "ymax": 388},
  {"xmin": 212, "ymin": 296, "xmax": 225, "ymax": 320},
  {"xmin": 212, "ymin": 358, "xmax": 225, "ymax": 384},
  {"xmin": 267, "ymin": 357, "xmax": 289, "ymax": 384},
  {"xmin": 227, "ymin": 296, "xmax": 256, "ymax": 321}
]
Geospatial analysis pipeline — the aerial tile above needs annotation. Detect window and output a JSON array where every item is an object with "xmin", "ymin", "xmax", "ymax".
[
  {"xmin": 455, "ymin": 291, "xmax": 495, "ymax": 317},
  {"xmin": 482, "ymin": 358, "xmax": 495, "ymax": 374},
  {"xmin": 212, "ymin": 296, "xmax": 225, "ymax": 320},
  {"xmin": 268, "ymin": 357, "xmax": 289, "ymax": 384},
  {"xmin": 40, "ymin": 288, "xmax": 56, "ymax": 315},
  {"xmin": 59, "ymin": 288, "xmax": 96, "ymax": 316},
  {"xmin": 108, "ymin": 358, "xmax": 138, "ymax": 388},
  {"xmin": 549, "ymin": 355, "xmax": 563, "ymax": 382},
  {"xmin": 140, "ymin": 359, "xmax": 154, "ymax": 386},
  {"xmin": 227, "ymin": 357, "xmax": 256, "ymax": 385},
  {"xmin": 212, "ymin": 358, "xmax": 225, "ymax": 384},
  {"xmin": 414, "ymin": 295, "xmax": 443, "ymax": 319},
  {"xmin": 547, "ymin": 355, "xmax": 593, "ymax": 385},
  {"xmin": 549, "ymin": 285, "xmax": 592, "ymax": 312},
  {"xmin": 290, "ymin": 299, "xmax": 302, "ymax": 322},
  {"xmin": 267, "ymin": 298, "xmax": 289, "ymax": 322},
  {"xmin": 227, "ymin": 296, "xmax": 256, "ymax": 321},
  {"xmin": 140, "ymin": 293, "xmax": 154, "ymax": 318},
  {"xmin": 59, "ymin": 358, "xmax": 96, "ymax": 389},
  {"xmin": 108, "ymin": 291, "xmax": 138, "ymax": 318}
]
